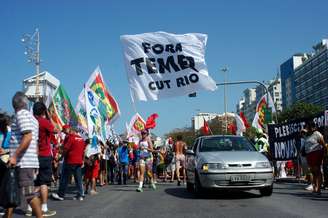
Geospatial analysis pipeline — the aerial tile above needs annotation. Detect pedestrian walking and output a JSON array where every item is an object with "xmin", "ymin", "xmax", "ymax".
[
  {"xmin": 136, "ymin": 129, "xmax": 156, "ymax": 192},
  {"xmin": 99, "ymin": 141, "xmax": 108, "ymax": 186},
  {"xmin": 52, "ymin": 127, "xmax": 87, "ymax": 201},
  {"xmin": 28, "ymin": 102, "xmax": 56, "ymax": 217},
  {"xmin": 304, "ymin": 121, "xmax": 325, "ymax": 195},
  {"xmin": 165, "ymin": 137, "xmax": 175, "ymax": 182},
  {"xmin": 173, "ymin": 135, "xmax": 187, "ymax": 186},
  {"xmin": 107, "ymin": 142, "xmax": 118, "ymax": 184},
  {"xmin": 0, "ymin": 112, "xmax": 11, "ymax": 216},
  {"xmin": 117, "ymin": 141, "xmax": 129, "ymax": 185}
]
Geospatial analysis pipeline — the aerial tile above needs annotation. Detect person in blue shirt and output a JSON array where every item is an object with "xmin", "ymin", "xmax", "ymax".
[
  {"xmin": 0, "ymin": 112, "xmax": 11, "ymax": 189},
  {"xmin": 0, "ymin": 112, "xmax": 11, "ymax": 151},
  {"xmin": 117, "ymin": 140, "xmax": 129, "ymax": 185}
]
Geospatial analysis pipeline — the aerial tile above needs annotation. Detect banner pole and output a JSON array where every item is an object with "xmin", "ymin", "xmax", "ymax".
[
  {"xmin": 297, "ymin": 154, "xmax": 301, "ymax": 183},
  {"xmin": 129, "ymin": 89, "xmax": 137, "ymax": 114}
]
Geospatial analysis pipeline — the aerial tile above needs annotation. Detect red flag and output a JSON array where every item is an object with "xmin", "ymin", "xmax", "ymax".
[
  {"xmin": 145, "ymin": 113, "xmax": 159, "ymax": 129},
  {"xmin": 228, "ymin": 123, "xmax": 237, "ymax": 135},
  {"xmin": 202, "ymin": 119, "xmax": 210, "ymax": 135},
  {"xmin": 239, "ymin": 112, "xmax": 250, "ymax": 129}
]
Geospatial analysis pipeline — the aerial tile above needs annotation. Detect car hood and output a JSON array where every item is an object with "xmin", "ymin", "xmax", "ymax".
[{"xmin": 198, "ymin": 151, "xmax": 268, "ymax": 163}]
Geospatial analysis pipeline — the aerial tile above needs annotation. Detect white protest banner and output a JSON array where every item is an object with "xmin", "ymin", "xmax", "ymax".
[
  {"xmin": 85, "ymin": 86, "xmax": 104, "ymax": 140},
  {"xmin": 85, "ymin": 136, "xmax": 101, "ymax": 158},
  {"xmin": 120, "ymin": 32, "xmax": 217, "ymax": 101}
]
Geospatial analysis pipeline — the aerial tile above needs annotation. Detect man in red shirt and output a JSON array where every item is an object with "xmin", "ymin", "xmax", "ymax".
[
  {"xmin": 32, "ymin": 102, "xmax": 57, "ymax": 217},
  {"xmin": 52, "ymin": 126, "xmax": 87, "ymax": 201}
]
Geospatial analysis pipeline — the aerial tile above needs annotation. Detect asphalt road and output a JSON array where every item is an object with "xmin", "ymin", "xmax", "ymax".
[{"xmin": 11, "ymin": 182, "xmax": 328, "ymax": 218}]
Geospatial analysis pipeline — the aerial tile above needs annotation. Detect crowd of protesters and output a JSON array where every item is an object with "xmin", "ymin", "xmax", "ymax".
[
  {"xmin": 258, "ymin": 120, "xmax": 328, "ymax": 196},
  {"xmin": 0, "ymin": 91, "xmax": 188, "ymax": 218},
  {"xmin": 4, "ymin": 91, "xmax": 328, "ymax": 218}
]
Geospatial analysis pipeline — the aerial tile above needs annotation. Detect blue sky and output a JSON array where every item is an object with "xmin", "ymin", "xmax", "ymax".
[{"xmin": 1, "ymin": 0, "xmax": 327, "ymax": 137}]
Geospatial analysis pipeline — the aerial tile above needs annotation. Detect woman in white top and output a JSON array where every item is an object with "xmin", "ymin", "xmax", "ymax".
[
  {"xmin": 304, "ymin": 121, "xmax": 325, "ymax": 195},
  {"xmin": 136, "ymin": 129, "xmax": 156, "ymax": 192}
]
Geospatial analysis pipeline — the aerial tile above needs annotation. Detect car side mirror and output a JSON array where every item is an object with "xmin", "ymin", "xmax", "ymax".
[{"xmin": 186, "ymin": 149, "xmax": 195, "ymax": 156}]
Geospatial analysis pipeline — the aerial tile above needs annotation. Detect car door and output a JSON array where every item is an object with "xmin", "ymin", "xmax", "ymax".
[{"xmin": 186, "ymin": 138, "xmax": 199, "ymax": 183}]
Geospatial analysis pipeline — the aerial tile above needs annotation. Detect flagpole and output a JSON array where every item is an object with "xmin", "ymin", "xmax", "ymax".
[
  {"xmin": 208, "ymin": 125, "xmax": 213, "ymax": 135},
  {"xmin": 202, "ymin": 116, "xmax": 213, "ymax": 135},
  {"xmin": 83, "ymin": 84, "xmax": 90, "ymax": 139},
  {"xmin": 221, "ymin": 67, "xmax": 228, "ymax": 134},
  {"xmin": 129, "ymin": 89, "xmax": 137, "ymax": 114}
]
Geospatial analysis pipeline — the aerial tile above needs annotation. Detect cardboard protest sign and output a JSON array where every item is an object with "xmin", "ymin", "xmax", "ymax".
[
  {"xmin": 268, "ymin": 112, "xmax": 325, "ymax": 160},
  {"xmin": 120, "ymin": 32, "xmax": 217, "ymax": 101}
]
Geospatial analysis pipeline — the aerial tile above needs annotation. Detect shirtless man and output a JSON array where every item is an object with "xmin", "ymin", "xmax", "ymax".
[{"xmin": 174, "ymin": 135, "xmax": 187, "ymax": 186}]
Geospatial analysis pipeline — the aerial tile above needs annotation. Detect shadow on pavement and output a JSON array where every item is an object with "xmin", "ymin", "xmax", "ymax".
[
  {"xmin": 164, "ymin": 187, "xmax": 261, "ymax": 200},
  {"xmin": 273, "ymin": 185, "xmax": 306, "ymax": 190},
  {"xmin": 274, "ymin": 191, "xmax": 328, "ymax": 201}
]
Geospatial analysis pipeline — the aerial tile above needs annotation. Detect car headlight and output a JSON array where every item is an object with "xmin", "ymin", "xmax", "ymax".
[
  {"xmin": 255, "ymin": 161, "xmax": 271, "ymax": 168},
  {"xmin": 202, "ymin": 163, "xmax": 226, "ymax": 172}
]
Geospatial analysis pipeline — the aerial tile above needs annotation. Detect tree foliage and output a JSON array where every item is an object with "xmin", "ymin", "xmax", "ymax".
[
  {"xmin": 278, "ymin": 101, "xmax": 324, "ymax": 123},
  {"xmin": 164, "ymin": 127, "xmax": 197, "ymax": 149},
  {"xmin": 164, "ymin": 116, "xmax": 234, "ymax": 148},
  {"xmin": 207, "ymin": 118, "xmax": 226, "ymax": 135},
  {"xmin": 244, "ymin": 127, "xmax": 257, "ymax": 142}
]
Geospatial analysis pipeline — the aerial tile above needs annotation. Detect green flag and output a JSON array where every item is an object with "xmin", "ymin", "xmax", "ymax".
[{"xmin": 49, "ymin": 85, "xmax": 78, "ymax": 129}]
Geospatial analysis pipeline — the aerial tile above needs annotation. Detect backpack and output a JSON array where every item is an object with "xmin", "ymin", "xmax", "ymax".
[{"xmin": 164, "ymin": 147, "xmax": 174, "ymax": 165}]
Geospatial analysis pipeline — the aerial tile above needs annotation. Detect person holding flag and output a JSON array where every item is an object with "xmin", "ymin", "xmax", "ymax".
[
  {"xmin": 254, "ymin": 128, "xmax": 270, "ymax": 159},
  {"xmin": 84, "ymin": 136, "xmax": 101, "ymax": 195},
  {"xmin": 52, "ymin": 126, "xmax": 87, "ymax": 201}
]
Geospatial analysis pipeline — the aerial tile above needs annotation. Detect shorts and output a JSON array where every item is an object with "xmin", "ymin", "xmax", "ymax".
[
  {"xmin": 157, "ymin": 164, "xmax": 166, "ymax": 173},
  {"xmin": 35, "ymin": 156, "xmax": 53, "ymax": 186},
  {"xmin": 175, "ymin": 154, "xmax": 186, "ymax": 169},
  {"xmin": 100, "ymin": 159, "xmax": 107, "ymax": 171},
  {"xmin": 18, "ymin": 168, "xmax": 38, "ymax": 201},
  {"xmin": 167, "ymin": 162, "xmax": 176, "ymax": 172},
  {"xmin": 300, "ymin": 156, "xmax": 310, "ymax": 175},
  {"xmin": 139, "ymin": 158, "xmax": 153, "ymax": 169},
  {"xmin": 85, "ymin": 160, "xmax": 100, "ymax": 179},
  {"xmin": 306, "ymin": 150, "xmax": 324, "ymax": 168},
  {"xmin": 129, "ymin": 159, "xmax": 136, "ymax": 165},
  {"xmin": 152, "ymin": 164, "xmax": 157, "ymax": 174}
]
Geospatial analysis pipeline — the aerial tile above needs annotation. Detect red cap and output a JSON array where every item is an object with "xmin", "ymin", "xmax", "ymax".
[{"xmin": 62, "ymin": 124, "xmax": 70, "ymax": 130}]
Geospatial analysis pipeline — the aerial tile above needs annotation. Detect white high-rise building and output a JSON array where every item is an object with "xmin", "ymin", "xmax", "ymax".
[
  {"xmin": 236, "ymin": 98, "xmax": 245, "ymax": 114},
  {"xmin": 268, "ymin": 78, "xmax": 282, "ymax": 113},
  {"xmin": 242, "ymin": 88, "xmax": 257, "ymax": 122}
]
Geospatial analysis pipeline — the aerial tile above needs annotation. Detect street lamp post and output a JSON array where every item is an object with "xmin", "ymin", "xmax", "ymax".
[
  {"xmin": 215, "ymin": 80, "xmax": 278, "ymax": 124},
  {"xmin": 21, "ymin": 28, "xmax": 41, "ymax": 102},
  {"xmin": 221, "ymin": 67, "xmax": 228, "ymax": 134}
]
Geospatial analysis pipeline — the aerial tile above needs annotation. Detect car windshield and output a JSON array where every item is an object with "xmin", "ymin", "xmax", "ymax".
[{"xmin": 199, "ymin": 136, "xmax": 256, "ymax": 152}]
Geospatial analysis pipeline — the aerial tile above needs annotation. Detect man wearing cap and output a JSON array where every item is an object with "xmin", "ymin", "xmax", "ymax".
[{"xmin": 52, "ymin": 127, "xmax": 87, "ymax": 201}]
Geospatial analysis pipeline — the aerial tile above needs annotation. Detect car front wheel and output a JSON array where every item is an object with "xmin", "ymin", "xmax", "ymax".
[
  {"xmin": 186, "ymin": 182, "xmax": 194, "ymax": 192},
  {"xmin": 194, "ymin": 171, "xmax": 203, "ymax": 197},
  {"xmin": 259, "ymin": 185, "xmax": 273, "ymax": 196}
]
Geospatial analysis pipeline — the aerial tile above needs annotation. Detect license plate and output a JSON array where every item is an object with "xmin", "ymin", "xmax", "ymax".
[{"xmin": 230, "ymin": 175, "xmax": 251, "ymax": 182}]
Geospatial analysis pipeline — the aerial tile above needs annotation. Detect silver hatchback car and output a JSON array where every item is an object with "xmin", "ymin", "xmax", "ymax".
[{"xmin": 186, "ymin": 135, "xmax": 273, "ymax": 196}]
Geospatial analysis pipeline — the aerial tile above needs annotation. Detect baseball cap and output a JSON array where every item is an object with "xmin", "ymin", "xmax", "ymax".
[{"xmin": 62, "ymin": 124, "xmax": 70, "ymax": 130}]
